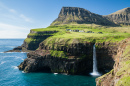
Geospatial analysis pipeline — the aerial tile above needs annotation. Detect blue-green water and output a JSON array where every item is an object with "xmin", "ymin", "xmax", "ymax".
[{"xmin": 0, "ymin": 39, "xmax": 97, "ymax": 86}]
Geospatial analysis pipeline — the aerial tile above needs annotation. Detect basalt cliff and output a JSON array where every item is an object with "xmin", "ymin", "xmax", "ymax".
[{"xmin": 9, "ymin": 7, "xmax": 130, "ymax": 86}]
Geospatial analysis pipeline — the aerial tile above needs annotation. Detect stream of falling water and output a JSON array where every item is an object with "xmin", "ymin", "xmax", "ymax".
[{"xmin": 90, "ymin": 44, "xmax": 101, "ymax": 76}]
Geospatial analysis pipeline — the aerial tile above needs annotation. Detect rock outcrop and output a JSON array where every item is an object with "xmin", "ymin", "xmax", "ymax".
[
  {"xmin": 105, "ymin": 7, "xmax": 130, "ymax": 25},
  {"xmin": 18, "ymin": 38, "xmax": 120, "ymax": 74},
  {"xmin": 51, "ymin": 7, "xmax": 116, "ymax": 26},
  {"xmin": 96, "ymin": 38, "xmax": 130, "ymax": 86}
]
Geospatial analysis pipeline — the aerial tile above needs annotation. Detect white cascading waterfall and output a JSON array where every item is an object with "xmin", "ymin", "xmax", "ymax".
[{"xmin": 90, "ymin": 44, "xmax": 101, "ymax": 76}]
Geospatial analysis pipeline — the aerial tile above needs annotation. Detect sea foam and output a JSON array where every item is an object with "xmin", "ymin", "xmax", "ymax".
[
  {"xmin": 12, "ymin": 66, "xmax": 18, "ymax": 69},
  {"xmin": 0, "ymin": 61, "xmax": 6, "ymax": 65}
]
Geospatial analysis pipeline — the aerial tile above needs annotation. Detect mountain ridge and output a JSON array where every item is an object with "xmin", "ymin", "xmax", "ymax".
[
  {"xmin": 51, "ymin": 7, "xmax": 130, "ymax": 26},
  {"xmin": 105, "ymin": 7, "xmax": 130, "ymax": 25},
  {"xmin": 51, "ymin": 7, "xmax": 117, "ymax": 26}
]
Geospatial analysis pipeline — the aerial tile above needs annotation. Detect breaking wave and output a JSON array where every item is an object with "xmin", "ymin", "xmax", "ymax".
[
  {"xmin": 12, "ymin": 66, "xmax": 18, "ymax": 69},
  {"xmin": 0, "ymin": 61, "xmax": 6, "ymax": 65}
]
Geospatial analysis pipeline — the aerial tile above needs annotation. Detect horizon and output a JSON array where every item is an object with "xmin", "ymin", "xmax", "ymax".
[{"xmin": 0, "ymin": 0, "xmax": 130, "ymax": 38}]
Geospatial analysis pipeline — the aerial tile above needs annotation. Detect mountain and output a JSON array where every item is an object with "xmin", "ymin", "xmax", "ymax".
[
  {"xmin": 51, "ymin": 7, "xmax": 116, "ymax": 26},
  {"xmin": 105, "ymin": 7, "xmax": 130, "ymax": 25}
]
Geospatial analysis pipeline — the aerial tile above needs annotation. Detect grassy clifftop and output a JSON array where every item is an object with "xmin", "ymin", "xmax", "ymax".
[{"xmin": 25, "ymin": 24, "xmax": 130, "ymax": 46}]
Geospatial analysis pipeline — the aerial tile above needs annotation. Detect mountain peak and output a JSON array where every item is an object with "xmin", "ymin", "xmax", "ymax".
[
  {"xmin": 51, "ymin": 7, "xmax": 116, "ymax": 26},
  {"xmin": 105, "ymin": 7, "xmax": 130, "ymax": 25},
  {"xmin": 110, "ymin": 7, "xmax": 130, "ymax": 15}
]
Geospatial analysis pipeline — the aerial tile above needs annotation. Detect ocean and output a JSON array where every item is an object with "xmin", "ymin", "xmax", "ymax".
[{"xmin": 0, "ymin": 39, "xmax": 97, "ymax": 86}]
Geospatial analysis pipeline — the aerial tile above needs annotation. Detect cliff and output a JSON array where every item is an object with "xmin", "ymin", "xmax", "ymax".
[
  {"xmin": 96, "ymin": 38, "xmax": 130, "ymax": 86},
  {"xmin": 18, "ymin": 39, "xmax": 119, "ymax": 74},
  {"xmin": 105, "ymin": 7, "xmax": 130, "ymax": 25},
  {"xmin": 51, "ymin": 7, "xmax": 116, "ymax": 26}
]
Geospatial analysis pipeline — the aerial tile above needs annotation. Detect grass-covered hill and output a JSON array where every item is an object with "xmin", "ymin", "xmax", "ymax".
[{"xmin": 25, "ymin": 24, "xmax": 130, "ymax": 46}]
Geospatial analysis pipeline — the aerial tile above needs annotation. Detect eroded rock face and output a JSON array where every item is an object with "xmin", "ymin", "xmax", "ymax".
[
  {"xmin": 96, "ymin": 38, "xmax": 130, "ymax": 86},
  {"xmin": 18, "ymin": 51, "xmax": 93, "ymax": 74},
  {"xmin": 18, "ymin": 41, "xmax": 119, "ymax": 74}
]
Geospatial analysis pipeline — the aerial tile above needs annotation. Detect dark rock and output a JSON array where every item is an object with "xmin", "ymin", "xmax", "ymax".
[
  {"xmin": 97, "ymin": 32, "xmax": 103, "ymax": 34},
  {"xmin": 13, "ymin": 46, "xmax": 22, "ymax": 50},
  {"xmin": 18, "ymin": 52, "xmax": 92, "ymax": 74},
  {"xmin": 18, "ymin": 41, "xmax": 119, "ymax": 74},
  {"xmin": 86, "ymin": 31, "xmax": 93, "ymax": 33},
  {"xmin": 66, "ymin": 29, "xmax": 71, "ymax": 31},
  {"xmin": 96, "ymin": 38, "xmax": 130, "ymax": 86}
]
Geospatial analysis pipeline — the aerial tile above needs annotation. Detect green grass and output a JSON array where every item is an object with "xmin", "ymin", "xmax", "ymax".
[
  {"xmin": 25, "ymin": 38, "xmax": 34, "ymax": 43},
  {"xmin": 25, "ymin": 38, "xmax": 42, "ymax": 43},
  {"xmin": 116, "ymin": 60, "xmax": 130, "ymax": 76},
  {"xmin": 50, "ymin": 50, "xmax": 68, "ymax": 58},
  {"xmin": 116, "ymin": 75, "xmax": 130, "ymax": 86},
  {"xmin": 25, "ymin": 24, "xmax": 130, "ymax": 45}
]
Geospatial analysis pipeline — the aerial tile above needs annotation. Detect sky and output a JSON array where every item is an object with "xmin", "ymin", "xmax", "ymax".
[{"xmin": 0, "ymin": 0, "xmax": 130, "ymax": 38}]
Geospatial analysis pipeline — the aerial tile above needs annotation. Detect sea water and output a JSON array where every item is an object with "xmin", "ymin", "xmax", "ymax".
[{"xmin": 0, "ymin": 39, "xmax": 97, "ymax": 86}]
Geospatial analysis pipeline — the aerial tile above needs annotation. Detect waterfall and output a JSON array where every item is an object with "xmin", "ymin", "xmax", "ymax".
[{"xmin": 90, "ymin": 44, "xmax": 101, "ymax": 76}]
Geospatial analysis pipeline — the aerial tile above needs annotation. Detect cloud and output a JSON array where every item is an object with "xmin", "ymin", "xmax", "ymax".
[
  {"xmin": 9, "ymin": 9, "xmax": 17, "ymax": 14},
  {"xmin": 0, "ymin": 1, "xmax": 35, "ymax": 38},
  {"xmin": 20, "ymin": 14, "xmax": 32, "ymax": 22},
  {"xmin": 0, "ymin": 1, "xmax": 33, "ymax": 23},
  {"xmin": 0, "ymin": 22, "xmax": 27, "ymax": 30},
  {"xmin": 0, "ymin": 23, "xmax": 29, "ymax": 38},
  {"xmin": 0, "ymin": 30, "xmax": 28, "ymax": 38}
]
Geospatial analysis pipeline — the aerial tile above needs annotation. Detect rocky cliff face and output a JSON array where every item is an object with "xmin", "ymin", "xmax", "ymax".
[
  {"xmin": 105, "ymin": 7, "xmax": 130, "ymax": 25},
  {"xmin": 96, "ymin": 38, "xmax": 130, "ymax": 86},
  {"xmin": 18, "ymin": 38, "xmax": 120, "ymax": 74},
  {"xmin": 51, "ymin": 7, "xmax": 116, "ymax": 26}
]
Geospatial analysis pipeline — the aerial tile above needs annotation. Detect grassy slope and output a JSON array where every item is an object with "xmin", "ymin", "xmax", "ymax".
[{"xmin": 25, "ymin": 24, "xmax": 130, "ymax": 44}]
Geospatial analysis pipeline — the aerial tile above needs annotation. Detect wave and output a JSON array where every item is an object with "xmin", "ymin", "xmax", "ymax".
[
  {"xmin": 6, "ymin": 46, "xmax": 16, "ymax": 48},
  {"xmin": 21, "ymin": 52, "xmax": 29, "ymax": 53},
  {"xmin": 0, "ymin": 52, "xmax": 4, "ymax": 53},
  {"xmin": 3, "ymin": 56, "xmax": 15, "ymax": 58},
  {"xmin": 12, "ymin": 66, "xmax": 18, "ymax": 69},
  {"xmin": 54, "ymin": 73, "xmax": 58, "ymax": 75},
  {"xmin": 22, "ymin": 71, "xmax": 27, "ymax": 73},
  {"xmin": 2, "ymin": 56, "xmax": 24, "ymax": 60},
  {"xmin": 0, "ymin": 46, "xmax": 16, "ymax": 48},
  {"xmin": 15, "ymin": 56, "xmax": 24, "ymax": 60},
  {"xmin": 0, "ymin": 61, "xmax": 6, "ymax": 65},
  {"xmin": 6, "ymin": 52, "xmax": 19, "ymax": 53},
  {"xmin": 5, "ymin": 52, "xmax": 28, "ymax": 53}
]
